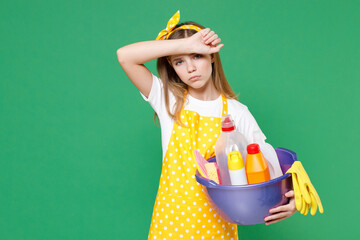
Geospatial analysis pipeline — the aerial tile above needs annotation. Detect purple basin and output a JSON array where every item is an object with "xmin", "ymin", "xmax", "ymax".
[{"xmin": 195, "ymin": 147, "xmax": 295, "ymax": 225}]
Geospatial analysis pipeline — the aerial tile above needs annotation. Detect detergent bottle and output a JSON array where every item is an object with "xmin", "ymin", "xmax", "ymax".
[
  {"xmin": 245, "ymin": 143, "xmax": 270, "ymax": 184},
  {"xmin": 215, "ymin": 114, "xmax": 248, "ymax": 185},
  {"xmin": 228, "ymin": 150, "xmax": 248, "ymax": 185},
  {"xmin": 253, "ymin": 131, "xmax": 283, "ymax": 179}
]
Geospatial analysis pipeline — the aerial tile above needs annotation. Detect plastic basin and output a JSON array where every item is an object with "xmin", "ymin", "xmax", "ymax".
[{"xmin": 195, "ymin": 147, "xmax": 296, "ymax": 225}]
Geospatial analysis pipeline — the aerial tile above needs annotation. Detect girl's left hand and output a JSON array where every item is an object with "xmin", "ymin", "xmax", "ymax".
[{"xmin": 264, "ymin": 190, "xmax": 297, "ymax": 225}]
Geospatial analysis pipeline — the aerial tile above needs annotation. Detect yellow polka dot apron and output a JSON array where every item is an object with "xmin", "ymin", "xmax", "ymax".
[{"xmin": 148, "ymin": 95, "xmax": 238, "ymax": 240}]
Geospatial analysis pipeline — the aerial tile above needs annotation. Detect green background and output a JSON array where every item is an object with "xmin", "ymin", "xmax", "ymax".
[{"xmin": 1, "ymin": 0, "xmax": 359, "ymax": 239}]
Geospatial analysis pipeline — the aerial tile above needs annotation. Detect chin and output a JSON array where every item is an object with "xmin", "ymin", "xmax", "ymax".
[{"xmin": 190, "ymin": 82, "xmax": 208, "ymax": 90}]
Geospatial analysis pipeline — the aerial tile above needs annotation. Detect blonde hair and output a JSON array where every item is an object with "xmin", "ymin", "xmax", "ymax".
[{"xmin": 155, "ymin": 21, "xmax": 238, "ymax": 126}]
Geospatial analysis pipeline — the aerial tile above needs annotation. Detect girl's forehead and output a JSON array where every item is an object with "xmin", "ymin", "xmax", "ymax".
[
  {"xmin": 170, "ymin": 54, "xmax": 190, "ymax": 60},
  {"xmin": 170, "ymin": 53, "xmax": 208, "ymax": 61}
]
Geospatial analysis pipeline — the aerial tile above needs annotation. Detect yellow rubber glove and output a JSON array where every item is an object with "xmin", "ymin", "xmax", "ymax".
[
  {"xmin": 309, "ymin": 183, "xmax": 324, "ymax": 215},
  {"xmin": 291, "ymin": 173, "xmax": 310, "ymax": 215},
  {"xmin": 296, "ymin": 161, "xmax": 324, "ymax": 215},
  {"xmin": 291, "ymin": 162, "xmax": 312, "ymax": 204},
  {"xmin": 286, "ymin": 161, "xmax": 324, "ymax": 215},
  {"xmin": 291, "ymin": 173, "xmax": 303, "ymax": 211},
  {"xmin": 310, "ymin": 191, "xmax": 317, "ymax": 215}
]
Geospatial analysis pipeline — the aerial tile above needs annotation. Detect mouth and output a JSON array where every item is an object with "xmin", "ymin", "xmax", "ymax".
[{"xmin": 189, "ymin": 75, "xmax": 201, "ymax": 81}]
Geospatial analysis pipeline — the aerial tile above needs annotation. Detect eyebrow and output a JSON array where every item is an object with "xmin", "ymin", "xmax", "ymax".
[
  {"xmin": 172, "ymin": 53, "xmax": 198, "ymax": 62},
  {"xmin": 172, "ymin": 57, "xmax": 182, "ymax": 62}
]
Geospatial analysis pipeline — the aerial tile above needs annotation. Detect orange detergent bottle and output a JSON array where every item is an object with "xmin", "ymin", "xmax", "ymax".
[{"xmin": 245, "ymin": 143, "xmax": 270, "ymax": 184}]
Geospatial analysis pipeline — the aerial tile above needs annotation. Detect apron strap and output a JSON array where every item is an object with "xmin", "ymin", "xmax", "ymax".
[{"xmin": 221, "ymin": 94, "xmax": 228, "ymax": 116}]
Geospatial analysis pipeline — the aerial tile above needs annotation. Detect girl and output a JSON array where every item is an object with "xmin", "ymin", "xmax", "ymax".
[{"xmin": 117, "ymin": 11, "xmax": 296, "ymax": 240}]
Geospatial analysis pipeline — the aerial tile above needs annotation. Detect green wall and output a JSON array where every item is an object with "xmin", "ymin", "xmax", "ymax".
[{"xmin": 1, "ymin": 0, "xmax": 359, "ymax": 239}]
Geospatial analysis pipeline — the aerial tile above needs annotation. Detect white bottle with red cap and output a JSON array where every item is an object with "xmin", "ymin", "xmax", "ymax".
[{"xmin": 215, "ymin": 114, "xmax": 249, "ymax": 185}]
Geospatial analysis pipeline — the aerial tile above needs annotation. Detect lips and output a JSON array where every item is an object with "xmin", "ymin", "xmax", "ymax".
[{"xmin": 189, "ymin": 75, "xmax": 201, "ymax": 81}]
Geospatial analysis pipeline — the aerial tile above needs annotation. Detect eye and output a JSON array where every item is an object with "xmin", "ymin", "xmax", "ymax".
[
  {"xmin": 175, "ymin": 60, "xmax": 183, "ymax": 66},
  {"xmin": 194, "ymin": 54, "xmax": 202, "ymax": 59}
]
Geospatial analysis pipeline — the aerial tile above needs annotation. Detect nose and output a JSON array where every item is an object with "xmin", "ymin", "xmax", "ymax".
[{"xmin": 187, "ymin": 60, "xmax": 196, "ymax": 73}]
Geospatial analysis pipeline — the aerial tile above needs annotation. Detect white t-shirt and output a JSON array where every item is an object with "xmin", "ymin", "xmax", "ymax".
[{"xmin": 141, "ymin": 73, "xmax": 267, "ymax": 160}]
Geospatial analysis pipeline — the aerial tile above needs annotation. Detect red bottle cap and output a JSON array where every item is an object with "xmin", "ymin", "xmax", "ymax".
[{"xmin": 247, "ymin": 143, "xmax": 260, "ymax": 154}]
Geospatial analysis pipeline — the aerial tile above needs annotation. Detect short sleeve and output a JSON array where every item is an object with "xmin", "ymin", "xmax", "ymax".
[
  {"xmin": 236, "ymin": 106, "xmax": 267, "ymax": 143},
  {"xmin": 140, "ymin": 73, "xmax": 164, "ymax": 114}
]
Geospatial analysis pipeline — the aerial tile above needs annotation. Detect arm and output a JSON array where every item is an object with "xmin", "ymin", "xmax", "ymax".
[
  {"xmin": 116, "ymin": 28, "xmax": 224, "ymax": 98},
  {"xmin": 116, "ymin": 38, "xmax": 191, "ymax": 98}
]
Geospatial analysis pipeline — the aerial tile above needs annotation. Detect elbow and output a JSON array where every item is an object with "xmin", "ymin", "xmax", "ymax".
[
  {"xmin": 116, "ymin": 47, "xmax": 123, "ymax": 56},
  {"xmin": 116, "ymin": 48, "xmax": 126, "ymax": 64},
  {"xmin": 116, "ymin": 48, "xmax": 129, "ymax": 66}
]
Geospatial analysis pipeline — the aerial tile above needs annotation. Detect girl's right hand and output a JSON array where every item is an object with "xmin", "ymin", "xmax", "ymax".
[{"xmin": 186, "ymin": 28, "xmax": 224, "ymax": 54}]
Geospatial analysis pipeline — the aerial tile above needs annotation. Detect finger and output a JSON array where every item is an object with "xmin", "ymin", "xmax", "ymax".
[
  {"xmin": 200, "ymin": 28, "xmax": 211, "ymax": 37},
  {"xmin": 209, "ymin": 44, "xmax": 224, "ymax": 53},
  {"xmin": 264, "ymin": 211, "xmax": 288, "ymax": 222},
  {"xmin": 269, "ymin": 205, "xmax": 286, "ymax": 214},
  {"xmin": 210, "ymin": 38, "xmax": 221, "ymax": 46},
  {"xmin": 265, "ymin": 216, "xmax": 287, "ymax": 225},
  {"xmin": 216, "ymin": 44, "xmax": 224, "ymax": 51},
  {"xmin": 285, "ymin": 190, "xmax": 294, "ymax": 198},
  {"xmin": 208, "ymin": 37, "xmax": 220, "ymax": 46},
  {"xmin": 203, "ymin": 31, "xmax": 215, "ymax": 42},
  {"xmin": 288, "ymin": 197, "xmax": 296, "ymax": 213},
  {"xmin": 211, "ymin": 38, "xmax": 221, "ymax": 45},
  {"xmin": 269, "ymin": 201, "xmax": 294, "ymax": 214},
  {"xmin": 205, "ymin": 34, "xmax": 218, "ymax": 44},
  {"xmin": 203, "ymin": 30, "xmax": 214, "ymax": 39}
]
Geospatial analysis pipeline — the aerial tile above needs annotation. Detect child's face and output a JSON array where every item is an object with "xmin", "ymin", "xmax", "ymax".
[{"xmin": 169, "ymin": 53, "xmax": 214, "ymax": 91}]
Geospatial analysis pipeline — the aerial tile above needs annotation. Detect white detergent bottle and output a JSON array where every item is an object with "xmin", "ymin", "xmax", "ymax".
[
  {"xmin": 253, "ymin": 131, "xmax": 283, "ymax": 179},
  {"xmin": 215, "ymin": 114, "xmax": 248, "ymax": 185}
]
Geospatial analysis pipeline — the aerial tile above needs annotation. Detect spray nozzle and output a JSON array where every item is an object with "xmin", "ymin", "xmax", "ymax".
[{"xmin": 221, "ymin": 114, "xmax": 235, "ymax": 132}]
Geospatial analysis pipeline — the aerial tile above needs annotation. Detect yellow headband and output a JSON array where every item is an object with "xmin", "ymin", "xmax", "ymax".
[{"xmin": 155, "ymin": 10, "xmax": 202, "ymax": 40}]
